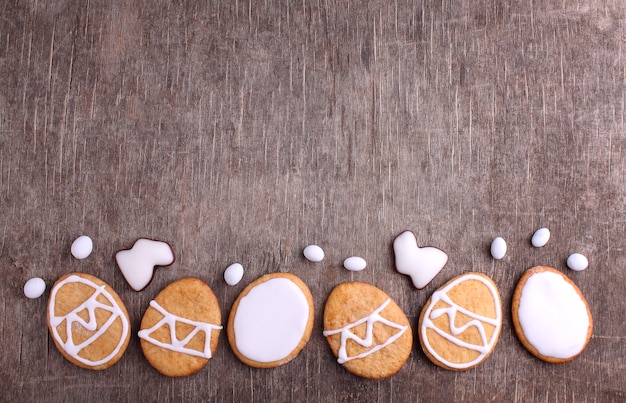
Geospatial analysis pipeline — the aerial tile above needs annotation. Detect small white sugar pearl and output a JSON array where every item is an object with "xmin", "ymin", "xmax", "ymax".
[
  {"xmin": 490, "ymin": 237, "xmax": 507, "ymax": 260},
  {"xmin": 303, "ymin": 244, "xmax": 325, "ymax": 262},
  {"xmin": 343, "ymin": 256, "xmax": 367, "ymax": 271},
  {"xmin": 531, "ymin": 228, "xmax": 551, "ymax": 248},
  {"xmin": 24, "ymin": 277, "xmax": 46, "ymax": 299},
  {"xmin": 71, "ymin": 235, "xmax": 93, "ymax": 260},
  {"xmin": 224, "ymin": 263, "xmax": 244, "ymax": 285},
  {"xmin": 567, "ymin": 253, "xmax": 588, "ymax": 271}
]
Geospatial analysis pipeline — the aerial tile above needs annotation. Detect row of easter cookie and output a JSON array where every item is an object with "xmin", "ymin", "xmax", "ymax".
[{"xmin": 47, "ymin": 266, "xmax": 592, "ymax": 379}]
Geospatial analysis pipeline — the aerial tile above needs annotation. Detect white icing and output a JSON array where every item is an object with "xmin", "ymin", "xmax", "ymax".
[
  {"xmin": 24, "ymin": 277, "xmax": 46, "ymax": 299},
  {"xmin": 49, "ymin": 275, "xmax": 129, "ymax": 367},
  {"xmin": 138, "ymin": 300, "xmax": 222, "ymax": 359},
  {"xmin": 343, "ymin": 256, "xmax": 367, "ymax": 271},
  {"xmin": 233, "ymin": 277, "xmax": 310, "ymax": 363},
  {"xmin": 421, "ymin": 273, "xmax": 502, "ymax": 369},
  {"xmin": 224, "ymin": 263, "xmax": 244, "ymax": 286},
  {"xmin": 115, "ymin": 238, "xmax": 174, "ymax": 291},
  {"xmin": 323, "ymin": 299, "xmax": 408, "ymax": 364},
  {"xmin": 303, "ymin": 245, "xmax": 325, "ymax": 262},
  {"xmin": 71, "ymin": 235, "xmax": 93, "ymax": 260},
  {"xmin": 490, "ymin": 237, "xmax": 507, "ymax": 260},
  {"xmin": 531, "ymin": 228, "xmax": 550, "ymax": 247},
  {"xmin": 517, "ymin": 271, "xmax": 590, "ymax": 359},
  {"xmin": 567, "ymin": 253, "xmax": 589, "ymax": 271},
  {"xmin": 393, "ymin": 231, "xmax": 448, "ymax": 289}
]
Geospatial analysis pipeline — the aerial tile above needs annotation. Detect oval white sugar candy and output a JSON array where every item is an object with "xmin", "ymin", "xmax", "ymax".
[
  {"xmin": 224, "ymin": 263, "xmax": 244, "ymax": 285},
  {"xmin": 567, "ymin": 253, "xmax": 588, "ymax": 271},
  {"xmin": 343, "ymin": 256, "xmax": 366, "ymax": 271},
  {"xmin": 303, "ymin": 244, "xmax": 325, "ymax": 262},
  {"xmin": 24, "ymin": 277, "xmax": 46, "ymax": 299},
  {"xmin": 490, "ymin": 237, "xmax": 507, "ymax": 260},
  {"xmin": 71, "ymin": 235, "xmax": 93, "ymax": 260},
  {"xmin": 531, "ymin": 228, "xmax": 551, "ymax": 247}
]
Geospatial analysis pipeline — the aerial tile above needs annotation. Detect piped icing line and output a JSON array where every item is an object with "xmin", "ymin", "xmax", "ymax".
[
  {"xmin": 138, "ymin": 300, "xmax": 222, "ymax": 359},
  {"xmin": 49, "ymin": 275, "xmax": 129, "ymax": 367},
  {"xmin": 323, "ymin": 299, "xmax": 408, "ymax": 364},
  {"xmin": 428, "ymin": 292, "xmax": 500, "ymax": 352},
  {"xmin": 421, "ymin": 273, "xmax": 501, "ymax": 369}
]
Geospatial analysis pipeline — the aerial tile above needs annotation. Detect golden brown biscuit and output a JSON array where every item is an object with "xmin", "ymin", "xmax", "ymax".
[
  {"xmin": 418, "ymin": 272, "xmax": 502, "ymax": 370},
  {"xmin": 139, "ymin": 278, "xmax": 222, "ymax": 377},
  {"xmin": 323, "ymin": 282, "xmax": 412, "ymax": 379},
  {"xmin": 512, "ymin": 266, "xmax": 593, "ymax": 363},
  {"xmin": 47, "ymin": 272, "xmax": 130, "ymax": 370},
  {"xmin": 227, "ymin": 273, "xmax": 314, "ymax": 368}
]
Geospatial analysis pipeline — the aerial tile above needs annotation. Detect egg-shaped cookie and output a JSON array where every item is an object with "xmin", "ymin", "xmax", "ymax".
[
  {"xmin": 419, "ymin": 272, "xmax": 502, "ymax": 370},
  {"xmin": 323, "ymin": 282, "xmax": 412, "ymax": 379},
  {"xmin": 227, "ymin": 273, "xmax": 314, "ymax": 368},
  {"xmin": 47, "ymin": 273, "xmax": 130, "ymax": 370},
  {"xmin": 512, "ymin": 266, "xmax": 593, "ymax": 363},
  {"xmin": 138, "ymin": 278, "xmax": 222, "ymax": 377}
]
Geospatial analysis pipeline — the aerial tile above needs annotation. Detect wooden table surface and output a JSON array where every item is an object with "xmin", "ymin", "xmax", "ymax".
[{"xmin": 2, "ymin": 1, "xmax": 625, "ymax": 401}]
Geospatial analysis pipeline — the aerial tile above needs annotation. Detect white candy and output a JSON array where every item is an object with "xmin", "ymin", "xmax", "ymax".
[
  {"xmin": 303, "ymin": 245, "xmax": 325, "ymax": 262},
  {"xmin": 71, "ymin": 235, "xmax": 93, "ymax": 260},
  {"xmin": 24, "ymin": 277, "xmax": 46, "ymax": 299},
  {"xmin": 224, "ymin": 263, "xmax": 244, "ymax": 285},
  {"xmin": 531, "ymin": 228, "xmax": 551, "ymax": 248},
  {"xmin": 343, "ymin": 256, "xmax": 367, "ymax": 271},
  {"xmin": 567, "ymin": 253, "xmax": 588, "ymax": 271},
  {"xmin": 490, "ymin": 237, "xmax": 507, "ymax": 260}
]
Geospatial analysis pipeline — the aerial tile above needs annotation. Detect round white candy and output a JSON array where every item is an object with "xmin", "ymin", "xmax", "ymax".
[
  {"xmin": 567, "ymin": 253, "xmax": 588, "ymax": 271},
  {"xmin": 303, "ymin": 244, "xmax": 325, "ymax": 262},
  {"xmin": 531, "ymin": 228, "xmax": 551, "ymax": 248},
  {"xmin": 343, "ymin": 256, "xmax": 367, "ymax": 271},
  {"xmin": 490, "ymin": 237, "xmax": 507, "ymax": 260},
  {"xmin": 224, "ymin": 263, "xmax": 244, "ymax": 285},
  {"xmin": 24, "ymin": 277, "xmax": 46, "ymax": 299},
  {"xmin": 71, "ymin": 235, "xmax": 93, "ymax": 260}
]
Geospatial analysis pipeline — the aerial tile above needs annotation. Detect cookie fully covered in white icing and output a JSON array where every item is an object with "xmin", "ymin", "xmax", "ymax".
[
  {"xmin": 115, "ymin": 238, "xmax": 175, "ymax": 291},
  {"xmin": 393, "ymin": 230, "xmax": 448, "ymax": 289},
  {"xmin": 227, "ymin": 273, "xmax": 314, "ymax": 368},
  {"xmin": 512, "ymin": 266, "xmax": 593, "ymax": 363}
]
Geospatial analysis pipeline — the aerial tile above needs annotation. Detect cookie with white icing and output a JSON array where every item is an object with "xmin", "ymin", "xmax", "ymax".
[
  {"xmin": 47, "ymin": 273, "xmax": 131, "ymax": 370},
  {"xmin": 419, "ymin": 272, "xmax": 502, "ymax": 370},
  {"xmin": 512, "ymin": 266, "xmax": 593, "ymax": 363},
  {"xmin": 115, "ymin": 238, "xmax": 175, "ymax": 291},
  {"xmin": 139, "ymin": 278, "xmax": 222, "ymax": 377},
  {"xmin": 393, "ymin": 230, "xmax": 448, "ymax": 289},
  {"xmin": 227, "ymin": 273, "xmax": 314, "ymax": 368},
  {"xmin": 323, "ymin": 282, "xmax": 412, "ymax": 379}
]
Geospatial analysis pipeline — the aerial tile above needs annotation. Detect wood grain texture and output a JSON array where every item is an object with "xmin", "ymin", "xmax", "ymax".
[{"xmin": 1, "ymin": 0, "xmax": 625, "ymax": 401}]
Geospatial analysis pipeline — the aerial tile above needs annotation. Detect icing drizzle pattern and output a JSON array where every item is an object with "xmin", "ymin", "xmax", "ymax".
[
  {"xmin": 49, "ymin": 275, "xmax": 129, "ymax": 367},
  {"xmin": 138, "ymin": 300, "xmax": 222, "ymax": 359},
  {"xmin": 421, "ymin": 273, "xmax": 501, "ymax": 369},
  {"xmin": 323, "ymin": 299, "xmax": 408, "ymax": 364}
]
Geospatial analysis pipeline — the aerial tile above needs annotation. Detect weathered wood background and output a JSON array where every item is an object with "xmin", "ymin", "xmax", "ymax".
[{"xmin": 2, "ymin": 0, "xmax": 625, "ymax": 401}]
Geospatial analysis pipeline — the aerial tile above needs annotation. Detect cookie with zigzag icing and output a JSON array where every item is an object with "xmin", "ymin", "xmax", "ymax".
[
  {"xmin": 418, "ymin": 272, "xmax": 502, "ymax": 370},
  {"xmin": 323, "ymin": 282, "xmax": 412, "ymax": 379},
  {"xmin": 47, "ymin": 273, "xmax": 131, "ymax": 370},
  {"xmin": 139, "ymin": 278, "xmax": 222, "ymax": 377}
]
